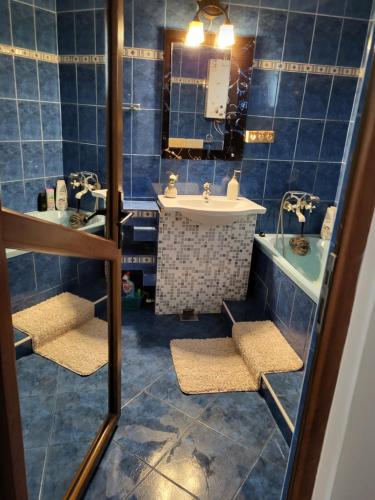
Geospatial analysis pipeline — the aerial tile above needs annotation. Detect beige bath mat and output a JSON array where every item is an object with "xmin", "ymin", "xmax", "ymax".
[
  {"xmin": 171, "ymin": 321, "xmax": 303, "ymax": 394},
  {"xmin": 170, "ymin": 338, "xmax": 258, "ymax": 394},
  {"xmin": 13, "ymin": 292, "xmax": 108, "ymax": 376}
]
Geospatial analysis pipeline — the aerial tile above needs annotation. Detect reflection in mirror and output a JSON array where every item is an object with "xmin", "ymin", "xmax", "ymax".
[
  {"xmin": 169, "ymin": 43, "xmax": 231, "ymax": 152},
  {"xmin": 0, "ymin": 0, "xmax": 108, "ymax": 235},
  {"xmin": 162, "ymin": 30, "xmax": 255, "ymax": 161},
  {"xmin": 8, "ymin": 249, "xmax": 109, "ymax": 498}
]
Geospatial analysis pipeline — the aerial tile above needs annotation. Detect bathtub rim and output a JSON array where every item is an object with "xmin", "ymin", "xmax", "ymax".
[
  {"xmin": 6, "ymin": 209, "xmax": 105, "ymax": 259},
  {"xmin": 254, "ymin": 233, "xmax": 330, "ymax": 303}
]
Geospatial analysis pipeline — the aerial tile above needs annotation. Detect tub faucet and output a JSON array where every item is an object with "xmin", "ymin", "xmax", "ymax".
[
  {"xmin": 295, "ymin": 205, "xmax": 306, "ymax": 223},
  {"xmin": 203, "ymin": 182, "xmax": 211, "ymax": 202},
  {"xmin": 69, "ymin": 171, "xmax": 100, "ymax": 200}
]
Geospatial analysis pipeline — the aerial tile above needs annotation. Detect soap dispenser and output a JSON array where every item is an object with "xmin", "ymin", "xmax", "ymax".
[
  {"xmin": 227, "ymin": 170, "xmax": 240, "ymax": 200},
  {"xmin": 164, "ymin": 172, "xmax": 178, "ymax": 198}
]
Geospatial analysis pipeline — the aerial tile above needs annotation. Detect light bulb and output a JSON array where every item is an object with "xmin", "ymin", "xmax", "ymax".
[
  {"xmin": 216, "ymin": 23, "xmax": 235, "ymax": 48},
  {"xmin": 185, "ymin": 20, "xmax": 204, "ymax": 47}
]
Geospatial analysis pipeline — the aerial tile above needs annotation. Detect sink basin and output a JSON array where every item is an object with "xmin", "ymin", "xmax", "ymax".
[{"xmin": 158, "ymin": 195, "xmax": 266, "ymax": 225}]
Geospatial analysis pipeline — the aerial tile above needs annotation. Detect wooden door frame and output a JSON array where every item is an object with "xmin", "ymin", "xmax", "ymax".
[
  {"xmin": 0, "ymin": 1, "xmax": 124, "ymax": 498},
  {"xmin": 287, "ymin": 62, "xmax": 375, "ymax": 498}
]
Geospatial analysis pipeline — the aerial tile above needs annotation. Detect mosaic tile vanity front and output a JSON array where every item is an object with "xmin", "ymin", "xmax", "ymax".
[{"xmin": 155, "ymin": 211, "xmax": 257, "ymax": 314}]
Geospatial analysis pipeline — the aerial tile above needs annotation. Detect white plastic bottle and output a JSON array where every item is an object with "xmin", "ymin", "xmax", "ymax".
[
  {"xmin": 321, "ymin": 206, "xmax": 337, "ymax": 240},
  {"xmin": 55, "ymin": 179, "xmax": 68, "ymax": 211},
  {"xmin": 227, "ymin": 170, "xmax": 241, "ymax": 200}
]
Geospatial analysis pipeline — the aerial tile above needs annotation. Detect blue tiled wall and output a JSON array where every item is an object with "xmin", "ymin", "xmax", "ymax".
[
  {"xmin": 123, "ymin": 0, "xmax": 371, "ymax": 234},
  {"xmin": 8, "ymin": 251, "xmax": 105, "ymax": 313},
  {"xmin": 56, "ymin": 1, "xmax": 106, "ymax": 211},
  {"xmin": 0, "ymin": 0, "xmax": 63, "ymax": 212},
  {"xmin": 250, "ymin": 241, "xmax": 317, "ymax": 361},
  {"xmin": 332, "ymin": 16, "xmax": 375, "ymax": 246}
]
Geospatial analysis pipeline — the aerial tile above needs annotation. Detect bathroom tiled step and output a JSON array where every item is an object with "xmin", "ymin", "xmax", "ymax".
[
  {"xmin": 222, "ymin": 299, "xmax": 301, "ymax": 444},
  {"xmin": 14, "ymin": 328, "xmax": 32, "ymax": 360}
]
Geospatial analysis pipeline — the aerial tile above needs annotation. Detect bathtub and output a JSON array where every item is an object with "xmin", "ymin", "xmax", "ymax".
[
  {"xmin": 6, "ymin": 209, "xmax": 105, "ymax": 259},
  {"xmin": 254, "ymin": 234, "xmax": 330, "ymax": 303}
]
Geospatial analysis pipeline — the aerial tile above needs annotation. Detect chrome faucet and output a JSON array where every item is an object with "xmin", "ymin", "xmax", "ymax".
[
  {"xmin": 282, "ymin": 192, "xmax": 320, "ymax": 223},
  {"xmin": 69, "ymin": 171, "xmax": 101, "ymax": 200},
  {"xmin": 276, "ymin": 191, "xmax": 320, "ymax": 256},
  {"xmin": 203, "ymin": 182, "xmax": 211, "ymax": 202}
]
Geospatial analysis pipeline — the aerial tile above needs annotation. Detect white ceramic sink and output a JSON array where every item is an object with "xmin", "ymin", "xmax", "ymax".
[{"xmin": 158, "ymin": 195, "xmax": 266, "ymax": 225}]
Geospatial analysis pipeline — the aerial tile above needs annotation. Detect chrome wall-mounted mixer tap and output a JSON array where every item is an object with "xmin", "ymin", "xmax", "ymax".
[
  {"xmin": 276, "ymin": 191, "xmax": 320, "ymax": 256},
  {"xmin": 68, "ymin": 171, "xmax": 101, "ymax": 228}
]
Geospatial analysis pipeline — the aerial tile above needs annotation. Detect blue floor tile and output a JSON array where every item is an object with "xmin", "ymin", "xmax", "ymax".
[
  {"xmin": 235, "ymin": 457, "xmax": 285, "ymax": 500},
  {"xmin": 121, "ymin": 380, "xmax": 143, "ymax": 408},
  {"xmin": 114, "ymin": 392, "xmax": 193, "ymax": 467},
  {"xmin": 199, "ymin": 392, "xmax": 275, "ymax": 456},
  {"xmin": 24, "ymin": 447, "xmax": 46, "ymax": 500},
  {"xmin": 122, "ymin": 343, "xmax": 172, "ymax": 388},
  {"xmin": 16, "ymin": 354, "xmax": 58, "ymax": 397},
  {"xmin": 261, "ymin": 428, "xmax": 289, "ymax": 468},
  {"xmin": 41, "ymin": 441, "xmax": 92, "ymax": 500},
  {"xmin": 157, "ymin": 421, "xmax": 256, "ymax": 499},
  {"xmin": 84, "ymin": 441, "xmax": 152, "ymax": 499},
  {"xmin": 56, "ymin": 364, "xmax": 108, "ymax": 394},
  {"xmin": 20, "ymin": 394, "xmax": 55, "ymax": 449},
  {"xmin": 50, "ymin": 389, "xmax": 107, "ymax": 445},
  {"xmin": 128, "ymin": 469, "xmax": 195, "ymax": 499},
  {"xmin": 146, "ymin": 368, "xmax": 218, "ymax": 418}
]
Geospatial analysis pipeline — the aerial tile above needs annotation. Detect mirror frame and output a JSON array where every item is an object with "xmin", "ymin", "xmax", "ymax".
[{"xmin": 162, "ymin": 29, "xmax": 255, "ymax": 161}]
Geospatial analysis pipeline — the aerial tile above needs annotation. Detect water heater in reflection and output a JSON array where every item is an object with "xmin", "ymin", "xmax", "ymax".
[{"xmin": 204, "ymin": 59, "xmax": 231, "ymax": 119}]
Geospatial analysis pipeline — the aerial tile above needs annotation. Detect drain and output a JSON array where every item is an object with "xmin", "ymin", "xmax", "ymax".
[{"xmin": 179, "ymin": 308, "xmax": 199, "ymax": 322}]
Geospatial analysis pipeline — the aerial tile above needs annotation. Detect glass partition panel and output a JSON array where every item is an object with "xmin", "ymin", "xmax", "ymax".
[{"xmin": 8, "ymin": 248, "xmax": 109, "ymax": 499}]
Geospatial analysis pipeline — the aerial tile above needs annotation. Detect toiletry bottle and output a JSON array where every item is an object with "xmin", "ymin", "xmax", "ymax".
[
  {"xmin": 122, "ymin": 272, "xmax": 135, "ymax": 297},
  {"xmin": 55, "ymin": 179, "xmax": 68, "ymax": 211},
  {"xmin": 321, "ymin": 206, "xmax": 337, "ymax": 240},
  {"xmin": 46, "ymin": 188, "xmax": 55, "ymax": 210},
  {"xmin": 37, "ymin": 191, "xmax": 47, "ymax": 211},
  {"xmin": 227, "ymin": 170, "xmax": 241, "ymax": 200}
]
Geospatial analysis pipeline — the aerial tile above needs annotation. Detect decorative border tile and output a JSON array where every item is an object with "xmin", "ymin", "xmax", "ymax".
[
  {"xmin": 123, "ymin": 47, "xmax": 163, "ymax": 60},
  {"xmin": 123, "ymin": 47, "xmax": 362, "ymax": 77},
  {"xmin": 245, "ymin": 130, "xmax": 275, "ymax": 143},
  {"xmin": 253, "ymin": 59, "xmax": 362, "ymax": 77},
  {"xmin": 171, "ymin": 76, "xmax": 207, "ymax": 86},
  {"xmin": 59, "ymin": 54, "xmax": 106, "ymax": 64},
  {"xmin": 122, "ymin": 255, "xmax": 156, "ymax": 265},
  {"xmin": 0, "ymin": 42, "xmax": 363, "ymax": 77},
  {"xmin": 0, "ymin": 43, "xmax": 58, "ymax": 63}
]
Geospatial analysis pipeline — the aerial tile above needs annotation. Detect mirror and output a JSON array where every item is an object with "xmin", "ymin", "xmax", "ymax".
[{"xmin": 162, "ymin": 30, "xmax": 255, "ymax": 161}]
